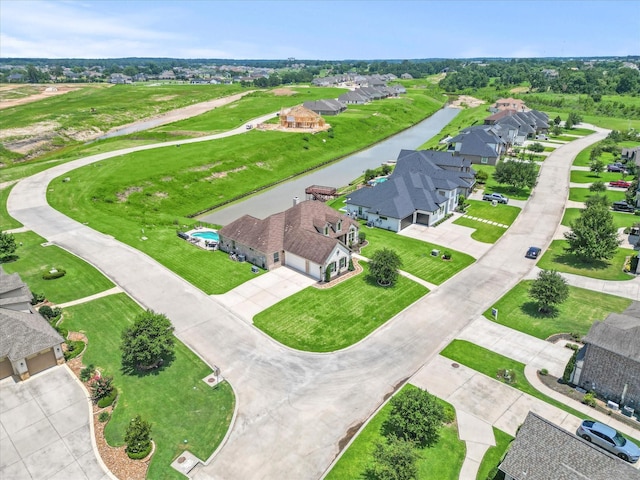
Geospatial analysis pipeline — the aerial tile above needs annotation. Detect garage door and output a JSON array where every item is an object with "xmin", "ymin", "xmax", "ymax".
[
  {"xmin": 285, "ymin": 252, "xmax": 307, "ymax": 275},
  {"xmin": 26, "ymin": 349, "xmax": 57, "ymax": 376},
  {"xmin": 400, "ymin": 214, "xmax": 413, "ymax": 230},
  {"xmin": 0, "ymin": 357, "xmax": 13, "ymax": 380},
  {"xmin": 416, "ymin": 213, "xmax": 430, "ymax": 226}
]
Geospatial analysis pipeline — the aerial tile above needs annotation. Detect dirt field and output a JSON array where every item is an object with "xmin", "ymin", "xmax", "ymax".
[
  {"xmin": 272, "ymin": 88, "xmax": 297, "ymax": 96},
  {"xmin": 0, "ymin": 83, "xmax": 107, "ymax": 110},
  {"xmin": 449, "ymin": 95, "xmax": 485, "ymax": 108}
]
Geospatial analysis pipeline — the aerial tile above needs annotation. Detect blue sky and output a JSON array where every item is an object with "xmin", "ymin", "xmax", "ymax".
[{"xmin": 1, "ymin": 0, "xmax": 638, "ymax": 59}]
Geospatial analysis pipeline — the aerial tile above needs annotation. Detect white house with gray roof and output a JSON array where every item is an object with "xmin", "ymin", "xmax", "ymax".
[
  {"xmin": 0, "ymin": 268, "xmax": 65, "ymax": 381},
  {"xmin": 345, "ymin": 150, "xmax": 475, "ymax": 232},
  {"xmin": 499, "ymin": 412, "xmax": 640, "ymax": 480}
]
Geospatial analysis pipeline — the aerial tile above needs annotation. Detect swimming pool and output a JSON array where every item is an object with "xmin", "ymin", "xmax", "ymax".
[{"xmin": 190, "ymin": 231, "xmax": 219, "ymax": 242}]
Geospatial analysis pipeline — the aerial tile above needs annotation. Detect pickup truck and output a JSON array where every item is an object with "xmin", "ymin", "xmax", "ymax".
[{"xmin": 482, "ymin": 192, "xmax": 509, "ymax": 204}]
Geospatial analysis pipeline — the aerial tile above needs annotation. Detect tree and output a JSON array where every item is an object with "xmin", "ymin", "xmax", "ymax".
[
  {"xmin": 364, "ymin": 169, "xmax": 376, "ymax": 181},
  {"xmin": 527, "ymin": 142, "xmax": 544, "ymax": 160},
  {"xmin": 553, "ymin": 115, "xmax": 562, "ymax": 126},
  {"xmin": 121, "ymin": 310, "xmax": 175, "ymax": 371},
  {"xmin": 369, "ymin": 248, "xmax": 402, "ymax": 286},
  {"xmin": 589, "ymin": 158, "xmax": 604, "ymax": 177},
  {"xmin": 124, "ymin": 415, "xmax": 152, "ymax": 457},
  {"xmin": 585, "ymin": 193, "xmax": 611, "ymax": 209},
  {"xmin": 529, "ymin": 270, "xmax": 569, "ymax": 314},
  {"xmin": 0, "ymin": 231, "xmax": 17, "ymax": 261},
  {"xmin": 382, "ymin": 388, "xmax": 451, "ymax": 447},
  {"xmin": 493, "ymin": 159, "xmax": 537, "ymax": 190},
  {"xmin": 566, "ymin": 112, "xmax": 582, "ymax": 128},
  {"xmin": 364, "ymin": 436, "xmax": 420, "ymax": 480},
  {"xmin": 588, "ymin": 181, "xmax": 606, "ymax": 193},
  {"xmin": 564, "ymin": 204, "xmax": 620, "ymax": 261}
]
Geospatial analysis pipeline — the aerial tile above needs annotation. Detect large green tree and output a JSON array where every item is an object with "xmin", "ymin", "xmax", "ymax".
[
  {"xmin": 382, "ymin": 388, "xmax": 450, "ymax": 448},
  {"xmin": 564, "ymin": 204, "xmax": 620, "ymax": 261},
  {"xmin": 493, "ymin": 159, "xmax": 537, "ymax": 190},
  {"xmin": 365, "ymin": 436, "xmax": 420, "ymax": 480},
  {"xmin": 529, "ymin": 270, "xmax": 569, "ymax": 314},
  {"xmin": 121, "ymin": 310, "xmax": 175, "ymax": 371},
  {"xmin": 369, "ymin": 248, "xmax": 402, "ymax": 286},
  {"xmin": 0, "ymin": 231, "xmax": 17, "ymax": 261}
]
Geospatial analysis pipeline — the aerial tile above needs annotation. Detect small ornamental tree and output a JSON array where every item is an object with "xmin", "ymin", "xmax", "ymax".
[
  {"xmin": 369, "ymin": 248, "xmax": 402, "ymax": 286},
  {"xmin": 365, "ymin": 436, "xmax": 420, "ymax": 480},
  {"xmin": 588, "ymin": 181, "xmax": 606, "ymax": 193},
  {"xmin": 527, "ymin": 142, "xmax": 544, "ymax": 160},
  {"xmin": 0, "ymin": 231, "xmax": 17, "ymax": 261},
  {"xmin": 125, "ymin": 415, "xmax": 152, "ymax": 458},
  {"xmin": 589, "ymin": 159, "xmax": 604, "ymax": 177},
  {"xmin": 121, "ymin": 310, "xmax": 175, "ymax": 371},
  {"xmin": 564, "ymin": 204, "xmax": 620, "ymax": 261},
  {"xmin": 529, "ymin": 270, "xmax": 569, "ymax": 314},
  {"xmin": 553, "ymin": 115, "xmax": 562, "ymax": 126},
  {"xmin": 382, "ymin": 387, "xmax": 450, "ymax": 448}
]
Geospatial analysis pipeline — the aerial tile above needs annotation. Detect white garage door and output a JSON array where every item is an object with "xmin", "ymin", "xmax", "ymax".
[{"xmin": 285, "ymin": 252, "xmax": 307, "ymax": 275}]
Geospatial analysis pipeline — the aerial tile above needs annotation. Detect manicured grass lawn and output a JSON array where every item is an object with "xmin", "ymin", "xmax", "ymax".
[
  {"xmin": 562, "ymin": 208, "xmax": 638, "ymax": 230},
  {"xmin": 537, "ymin": 239, "xmax": 636, "ymax": 281},
  {"xmin": 453, "ymin": 200, "xmax": 521, "ymax": 243},
  {"xmin": 360, "ymin": 226, "xmax": 475, "ymax": 284},
  {"xmin": 0, "ymin": 184, "xmax": 22, "ymax": 230},
  {"xmin": 453, "ymin": 216, "xmax": 506, "ymax": 243},
  {"xmin": 1, "ymin": 231, "xmax": 114, "ymax": 303},
  {"xmin": 62, "ymin": 294, "xmax": 235, "ymax": 480},
  {"xmin": 566, "ymin": 127, "xmax": 596, "ymax": 136},
  {"xmin": 568, "ymin": 187, "xmax": 625, "ymax": 203},
  {"xmin": 484, "ymin": 281, "xmax": 631, "ymax": 339},
  {"xmin": 418, "ymin": 104, "xmax": 489, "ymax": 150},
  {"xmin": 482, "ymin": 174, "xmax": 537, "ymax": 202},
  {"xmin": 253, "ymin": 263, "xmax": 428, "ymax": 352},
  {"xmin": 570, "ymin": 169, "xmax": 628, "ymax": 184},
  {"xmin": 325, "ymin": 385, "xmax": 465, "ymax": 480},
  {"xmin": 476, "ymin": 427, "xmax": 513, "ymax": 480}
]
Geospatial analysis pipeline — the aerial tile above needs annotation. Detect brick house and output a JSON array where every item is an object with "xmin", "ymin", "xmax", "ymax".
[{"xmin": 571, "ymin": 312, "xmax": 640, "ymax": 408}]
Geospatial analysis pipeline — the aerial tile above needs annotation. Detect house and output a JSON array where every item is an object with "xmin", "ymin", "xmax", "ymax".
[
  {"xmin": 489, "ymin": 97, "xmax": 527, "ymax": 113},
  {"xmin": 447, "ymin": 127, "xmax": 505, "ymax": 165},
  {"xmin": 622, "ymin": 146, "xmax": 640, "ymax": 163},
  {"xmin": 571, "ymin": 312, "xmax": 640, "ymax": 408},
  {"xmin": 303, "ymin": 99, "xmax": 347, "ymax": 116},
  {"xmin": 0, "ymin": 268, "xmax": 65, "ymax": 381},
  {"xmin": 279, "ymin": 105, "xmax": 327, "ymax": 129},
  {"xmin": 345, "ymin": 150, "xmax": 475, "ymax": 232},
  {"xmin": 109, "ymin": 73, "xmax": 132, "ymax": 84},
  {"xmin": 338, "ymin": 90, "xmax": 369, "ymax": 104},
  {"xmin": 218, "ymin": 200, "xmax": 359, "ymax": 281},
  {"xmin": 499, "ymin": 412, "xmax": 640, "ymax": 480}
]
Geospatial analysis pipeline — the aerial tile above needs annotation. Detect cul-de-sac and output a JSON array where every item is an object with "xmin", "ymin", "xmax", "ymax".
[{"xmin": 1, "ymin": 2, "xmax": 640, "ymax": 479}]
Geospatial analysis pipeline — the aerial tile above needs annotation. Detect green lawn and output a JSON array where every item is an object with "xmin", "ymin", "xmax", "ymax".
[
  {"xmin": 484, "ymin": 281, "xmax": 631, "ymax": 339},
  {"xmin": 537, "ymin": 239, "xmax": 636, "ymax": 281},
  {"xmin": 418, "ymin": 104, "xmax": 490, "ymax": 150},
  {"xmin": 61, "ymin": 294, "xmax": 235, "ymax": 480},
  {"xmin": 360, "ymin": 226, "xmax": 475, "ymax": 284},
  {"xmin": 253, "ymin": 263, "xmax": 428, "ymax": 352},
  {"xmin": 1, "ymin": 231, "xmax": 114, "ymax": 303},
  {"xmin": 562, "ymin": 208, "xmax": 638, "ymax": 230},
  {"xmin": 476, "ymin": 428, "xmax": 513, "ymax": 480},
  {"xmin": 568, "ymin": 187, "xmax": 625, "ymax": 203},
  {"xmin": 325, "ymin": 385, "xmax": 465, "ymax": 480},
  {"xmin": 570, "ymin": 169, "xmax": 629, "ymax": 184},
  {"xmin": 453, "ymin": 200, "xmax": 520, "ymax": 243},
  {"xmin": 0, "ymin": 184, "xmax": 22, "ymax": 230}
]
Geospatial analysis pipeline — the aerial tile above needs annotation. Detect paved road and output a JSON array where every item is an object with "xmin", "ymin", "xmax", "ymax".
[{"xmin": 8, "ymin": 126, "xmax": 610, "ymax": 479}]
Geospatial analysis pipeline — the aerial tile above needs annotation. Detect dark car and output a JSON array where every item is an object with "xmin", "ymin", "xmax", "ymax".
[
  {"xmin": 525, "ymin": 247, "xmax": 541, "ymax": 259},
  {"xmin": 607, "ymin": 163, "xmax": 627, "ymax": 173},
  {"xmin": 610, "ymin": 180, "xmax": 632, "ymax": 188},
  {"xmin": 612, "ymin": 201, "xmax": 636, "ymax": 213},
  {"xmin": 577, "ymin": 420, "xmax": 640, "ymax": 463}
]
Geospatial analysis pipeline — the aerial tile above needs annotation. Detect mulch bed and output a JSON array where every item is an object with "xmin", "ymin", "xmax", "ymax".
[{"xmin": 67, "ymin": 335, "xmax": 151, "ymax": 480}]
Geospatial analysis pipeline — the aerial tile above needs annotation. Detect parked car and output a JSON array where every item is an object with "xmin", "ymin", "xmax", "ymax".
[
  {"xmin": 482, "ymin": 192, "xmax": 509, "ymax": 204},
  {"xmin": 525, "ymin": 246, "xmax": 541, "ymax": 259},
  {"xmin": 577, "ymin": 420, "xmax": 640, "ymax": 463},
  {"xmin": 607, "ymin": 163, "xmax": 627, "ymax": 173},
  {"xmin": 609, "ymin": 180, "xmax": 632, "ymax": 188},
  {"xmin": 246, "ymin": 124, "xmax": 253, "ymax": 130},
  {"xmin": 612, "ymin": 201, "xmax": 636, "ymax": 213}
]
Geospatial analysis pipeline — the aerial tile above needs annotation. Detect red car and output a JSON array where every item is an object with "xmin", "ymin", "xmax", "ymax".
[{"xmin": 609, "ymin": 180, "xmax": 631, "ymax": 188}]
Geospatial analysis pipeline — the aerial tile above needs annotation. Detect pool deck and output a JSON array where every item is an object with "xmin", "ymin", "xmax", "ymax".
[{"xmin": 185, "ymin": 227, "xmax": 219, "ymax": 250}]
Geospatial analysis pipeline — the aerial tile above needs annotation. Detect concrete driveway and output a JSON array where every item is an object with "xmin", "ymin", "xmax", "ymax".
[
  {"xmin": 214, "ymin": 267, "xmax": 317, "ymax": 324},
  {"xmin": 399, "ymin": 219, "xmax": 492, "ymax": 258},
  {"xmin": 0, "ymin": 366, "xmax": 111, "ymax": 480}
]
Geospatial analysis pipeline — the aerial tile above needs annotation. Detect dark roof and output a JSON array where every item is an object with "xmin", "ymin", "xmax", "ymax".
[
  {"xmin": 302, "ymin": 99, "xmax": 345, "ymax": 113},
  {"xmin": 347, "ymin": 150, "xmax": 475, "ymax": 219},
  {"xmin": 500, "ymin": 412, "xmax": 640, "ymax": 480},
  {"xmin": 0, "ymin": 269, "xmax": 32, "ymax": 309},
  {"xmin": 219, "ymin": 201, "xmax": 358, "ymax": 265},
  {"xmin": 583, "ymin": 313, "xmax": 640, "ymax": 362},
  {"xmin": 449, "ymin": 130, "xmax": 500, "ymax": 157}
]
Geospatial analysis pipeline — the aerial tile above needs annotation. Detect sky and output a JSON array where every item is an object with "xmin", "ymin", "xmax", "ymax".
[{"xmin": 1, "ymin": 0, "xmax": 639, "ymax": 60}]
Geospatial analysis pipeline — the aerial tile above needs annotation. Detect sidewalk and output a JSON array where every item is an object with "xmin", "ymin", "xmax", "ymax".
[{"xmin": 55, "ymin": 286, "xmax": 123, "ymax": 309}]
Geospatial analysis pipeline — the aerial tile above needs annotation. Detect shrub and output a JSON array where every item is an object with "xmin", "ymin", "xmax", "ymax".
[
  {"xmin": 475, "ymin": 170, "xmax": 489, "ymax": 184},
  {"xmin": 42, "ymin": 268, "xmax": 66, "ymax": 280},
  {"xmin": 98, "ymin": 411, "xmax": 110, "ymax": 423},
  {"xmin": 97, "ymin": 389, "xmax": 117, "ymax": 408},
  {"xmin": 80, "ymin": 364, "xmax": 95, "ymax": 382},
  {"xmin": 563, "ymin": 350, "xmax": 578, "ymax": 383},
  {"xmin": 127, "ymin": 444, "xmax": 152, "ymax": 460},
  {"xmin": 359, "ymin": 232, "xmax": 366, "ymax": 244},
  {"xmin": 565, "ymin": 343, "xmax": 579, "ymax": 351},
  {"xmin": 91, "ymin": 375, "xmax": 114, "ymax": 402},
  {"xmin": 539, "ymin": 368, "xmax": 549, "ymax": 376},
  {"xmin": 55, "ymin": 325, "xmax": 68, "ymax": 339},
  {"xmin": 39, "ymin": 305, "xmax": 54, "ymax": 319},
  {"xmin": 125, "ymin": 415, "xmax": 152, "ymax": 458},
  {"xmin": 348, "ymin": 259, "xmax": 355, "ymax": 271},
  {"xmin": 442, "ymin": 251, "xmax": 452, "ymax": 260},
  {"xmin": 64, "ymin": 340, "xmax": 85, "ymax": 361},
  {"xmin": 583, "ymin": 392, "xmax": 597, "ymax": 407},
  {"xmin": 31, "ymin": 292, "xmax": 46, "ymax": 305},
  {"xmin": 324, "ymin": 264, "xmax": 332, "ymax": 283},
  {"xmin": 498, "ymin": 369, "xmax": 517, "ymax": 385}
]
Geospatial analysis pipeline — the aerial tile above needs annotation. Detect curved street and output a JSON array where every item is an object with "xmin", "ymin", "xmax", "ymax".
[{"xmin": 7, "ymin": 122, "xmax": 611, "ymax": 478}]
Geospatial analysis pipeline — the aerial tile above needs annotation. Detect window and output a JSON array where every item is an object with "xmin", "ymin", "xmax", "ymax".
[
  {"xmin": 337, "ymin": 220, "xmax": 342, "ymax": 231},
  {"xmin": 339, "ymin": 257, "xmax": 347, "ymax": 269},
  {"xmin": 324, "ymin": 226, "xmax": 328, "ymax": 235},
  {"xmin": 481, "ymin": 157, "xmax": 488, "ymax": 164},
  {"xmin": 273, "ymin": 252, "xmax": 279, "ymax": 263},
  {"xmin": 379, "ymin": 216, "xmax": 387, "ymax": 220}
]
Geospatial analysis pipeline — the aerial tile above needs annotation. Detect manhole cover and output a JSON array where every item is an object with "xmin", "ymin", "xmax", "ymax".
[
  {"xmin": 207, "ymin": 378, "xmax": 215, "ymax": 383},
  {"xmin": 177, "ymin": 456, "xmax": 186, "ymax": 464},
  {"xmin": 451, "ymin": 363, "xmax": 460, "ymax": 368}
]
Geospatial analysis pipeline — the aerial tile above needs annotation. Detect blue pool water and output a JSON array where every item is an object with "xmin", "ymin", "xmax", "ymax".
[{"xmin": 191, "ymin": 231, "xmax": 219, "ymax": 242}]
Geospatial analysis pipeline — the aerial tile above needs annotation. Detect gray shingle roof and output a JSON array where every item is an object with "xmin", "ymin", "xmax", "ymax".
[
  {"xmin": 500, "ymin": 412, "xmax": 640, "ymax": 480},
  {"xmin": 0, "ymin": 269, "xmax": 32, "ymax": 308},
  {"xmin": 449, "ymin": 131, "xmax": 500, "ymax": 157},
  {"xmin": 583, "ymin": 313, "xmax": 640, "ymax": 362}
]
